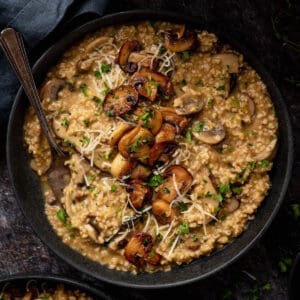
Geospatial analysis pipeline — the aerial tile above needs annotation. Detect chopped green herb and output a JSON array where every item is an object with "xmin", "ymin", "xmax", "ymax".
[
  {"xmin": 192, "ymin": 122, "xmax": 205, "ymax": 132},
  {"xmin": 92, "ymin": 96, "xmax": 103, "ymax": 106},
  {"xmin": 56, "ymin": 209, "xmax": 67, "ymax": 224},
  {"xmin": 83, "ymin": 119, "xmax": 90, "ymax": 128},
  {"xmin": 197, "ymin": 79, "xmax": 204, "ymax": 87},
  {"xmin": 80, "ymin": 84, "xmax": 88, "ymax": 96},
  {"xmin": 159, "ymin": 46, "xmax": 166, "ymax": 55},
  {"xmin": 178, "ymin": 202, "xmax": 188, "ymax": 212},
  {"xmin": 278, "ymin": 258, "xmax": 292, "ymax": 272},
  {"xmin": 178, "ymin": 221, "xmax": 189, "ymax": 234},
  {"xmin": 251, "ymin": 130, "xmax": 257, "ymax": 136},
  {"xmin": 219, "ymin": 182, "xmax": 230, "ymax": 195},
  {"xmin": 216, "ymin": 85, "xmax": 225, "ymax": 91},
  {"xmin": 153, "ymin": 36, "xmax": 163, "ymax": 43},
  {"xmin": 61, "ymin": 117, "xmax": 69, "ymax": 128},
  {"xmin": 111, "ymin": 184, "xmax": 118, "ymax": 192},
  {"xmin": 232, "ymin": 186, "xmax": 242, "ymax": 194},
  {"xmin": 205, "ymin": 191, "xmax": 212, "ymax": 197},
  {"xmin": 290, "ymin": 203, "xmax": 300, "ymax": 219},
  {"xmin": 156, "ymin": 233, "xmax": 163, "ymax": 241},
  {"xmin": 143, "ymin": 237, "xmax": 150, "ymax": 246},
  {"xmin": 213, "ymin": 193, "xmax": 223, "ymax": 202},
  {"xmin": 101, "ymin": 63, "xmax": 111, "ymax": 73},
  {"xmin": 207, "ymin": 99, "xmax": 214, "ymax": 105},
  {"xmin": 94, "ymin": 70, "xmax": 102, "ymax": 79},
  {"xmin": 59, "ymin": 108, "xmax": 66, "ymax": 114},
  {"xmin": 179, "ymin": 51, "xmax": 191, "ymax": 60},
  {"xmin": 259, "ymin": 160, "xmax": 270, "ymax": 168},
  {"xmin": 249, "ymin": 161, "xmax": 256, "ymax": 170},
  {"xmin": 148, "ymin": 250, "xmax": 155, "ymax": 258},
  {"xmin": 222, "ymin": 288, "xmax": 233, "ymax": 299},
  {"xmin": 101, "ymin": 81, "xmax": 111, "ymax": 96},
  {"xmin": 80, "ymin": 135, "xmax": 90, "ymax": 146},
  {"xmin": 185, "ymin": 129, "xmax": 192, "ymax": 143},
  {"xmin": 145, "ymin": 85, "xmax": 152, "ymax": 96},
  {"xmin": 261, "ymin": 282, "xmax": 272, "ymax": 291},
  {"xmin": 163, "ymin": 187, "xmax": 170, "ymax": 194},
  {"xmin": 181, "ymin": 79, "xmax": 187, "ymax": 86},
  {"xmin": 148, "ymin": 174, "xmax": 163, "ymax": 188},
  {"xmin": 192, "ymin": 235, "xmax": 198, "ymax": 242},
  {"xmin": 40, "ymin": 296, "xmax": 49, "ymax": 300},
  {"xmin": 107, "ymin": 109, "xmax": 114, "ymax": 117}
]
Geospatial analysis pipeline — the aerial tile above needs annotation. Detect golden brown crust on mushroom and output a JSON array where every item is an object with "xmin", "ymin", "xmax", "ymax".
[
  {"xmin": 155, "ymin": 123, "xmax": 177, "ymax": 143},
  {"xmin": 40, "ymin": 79, "xmax": 65, "ymax": 101},
  {"xmin": 148, "ymin": 141, "xmax": 178, "ymax": 167},
  {"xmin": 159, "ymin": 107, "xmax": 188, "ymax": 133},
  {"xmin": 152, "ymin": 199, "xmax": 175, "ymax": 224}
]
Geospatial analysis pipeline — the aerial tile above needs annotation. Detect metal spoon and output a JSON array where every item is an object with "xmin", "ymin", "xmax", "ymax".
[{"xmin": 0, "ymin": 28, "xmax": 69, "ymax": 201}]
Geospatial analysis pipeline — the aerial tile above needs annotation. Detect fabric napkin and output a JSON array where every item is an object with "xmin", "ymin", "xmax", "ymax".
[{"xmin": 0, "ymin": 0, "xmax": 108, "ymax": 139}]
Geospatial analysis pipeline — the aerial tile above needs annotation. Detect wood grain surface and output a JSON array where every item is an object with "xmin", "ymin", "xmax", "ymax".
[{"xmin": 1, "ymin": 0, "xmax": 299, "ymax": 299}]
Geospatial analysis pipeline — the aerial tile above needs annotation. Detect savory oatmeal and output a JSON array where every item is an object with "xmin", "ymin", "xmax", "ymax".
[{"xmin": 24, "ymin": 21, "xmax": 278, "ymax": 273}]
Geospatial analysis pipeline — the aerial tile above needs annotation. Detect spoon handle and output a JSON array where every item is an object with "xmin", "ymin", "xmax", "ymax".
[{"xmin": 0, "ymin": 28, "xmax": 64, "ymax": 156}]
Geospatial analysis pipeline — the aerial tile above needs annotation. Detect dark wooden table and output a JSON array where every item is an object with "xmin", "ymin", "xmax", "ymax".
[{"xmin": 1, "ymin": 1, "xmax": 299, "ymax": 299}]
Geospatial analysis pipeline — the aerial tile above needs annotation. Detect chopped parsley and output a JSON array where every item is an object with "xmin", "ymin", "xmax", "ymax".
[
  {"xmin": 61, "ymin": 117, "xmax": 69, "ymax": 128},
  {"xmin": 185, "ymin": 129, "xmax": 192, "ymax": 143},
  {"xmin": 179, "ymin": 51, "xmax": 191, "ymax": 60},
  {"xmin": 259, "ymin": 160, "xmax": 270, "ymax": 168},
  {"xmin": 56, "ymin": 209, "xmax": 67, "ymax": 224},
  {"xmin": 163, "ymin": 187, "xmax": 170, "ymax": 194},
  {"xmin": 101, "ymin": 81, "xmax": 111, "ymax": 96},
  {"xmin": 216, "ymin": 85, "xmax": 225, "ymax": 91},
  {"xmin": 178, "ymin": 202, "xmax": 188, "ymax": 212},
  {"xmin": 156, "ymin": 233, "xmax": 163, "ymax": 241},
  {"xmin": 101, "ymin": 63, "xmax": 111, "ymax": 73},
  {"xmin": 80, "ymin": 84, "xmax": 88, "ymax": 96},
  {"xmin": 197, "ymin": 79, "xmax": 204, "ymax": 87},
  {"xmin": 94, "ymin": 70, "xmax": 102, "ymax": 79},
  {"xmin": 40, "ymin": 296, "xmax": 49, "ymax": 300},
  {"xmin": 207, "ymin": 99, "xmax": 214, "ymax": 105},
  {"xmin": 80, "ymin": 135, "xmax": 90, "ymax": 146},
  {"xmin": 159, "ymin": 46, "xmax": 166, "ymax": 55},
  {"xmin": 178, "ymin": 221, "xmax": 189, "ymax": 234},
  {"xmin": 153, "ymin": 36, "xmax": 163, "ymax": 43},
  {"xmin": 83, "ymin": 119, "xmax": 90, "ymax": 128},
  {"xmin": 145, "ymin": 85, "xmax": 152, "ymax": 96},
  {"xmin": 106, "ymin": 109, "xmax": 114, "ymax": 117},
  {"xmin": 290, "ymin": 203, "xmax": 300, "ymax": 219},
  {"xmin": 249, "ymin": 161, "xmax": 257, "ymax": 170},
  {"xmin": 181, "ymin": 79, "xmax": 187, "ymax": 86},
  {"xmin": 219, "ymin": 182, "xmax": 230, "ymax": 195},
  {"xmin": 232, "ymin": 186, "xmax": 242, "ymax": 194},
  {"xmin": 111, "ymin": 184, "xmax": 118, "ymax": 192},
  {"xmin": 92, "ymin": 96, "xmax": 103, "ymax": 106},
  {"xmin": 192, "ymin": 122, "xmax": 205, "ymax": 132},
  {"xmin": 148, "ymin": 174, "xmax": 164, "ymax": 188},
  {"xmin": 69, "ymin": 233, "xmax": 76, "ymax": 239},
  {"xmin": 192, "ymin": 235, "xmax": 198, "ymax": 242},
  {"xmin": 278, "ymin": 257, "xmax": 292, "ymax": 272},
  {"xmin": 142, "ymin": 237, "xmax": 150, "ymax": 246},
  {"xmin": 213, "ymin": 193, "xmax": 223, "ymax": 202},
  {"xmin": 148, "ymin": 250, "xmax": 155, "ymax": 258},
  {"xmin": 261, "ymin": 282, "xmax": 272, "ymax": 291}
]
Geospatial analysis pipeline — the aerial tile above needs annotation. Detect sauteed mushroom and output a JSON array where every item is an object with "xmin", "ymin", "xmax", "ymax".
[
  {"xmin": 40, "ymin": 79, "xmax": 65, "ymax": 101},
  {"xmin": 253, "ymin": 139, "xmax": 277, "ymax": 161},
  {"xmin": 117, "ymin": 40, "xmax": 142, "ymax": 74},
  {"xmin": 240, "ymin": 92, "xmax": 256, "ymax": 119},
  {"xmin": 118, "ymin": 125, "xmax": 154, "ymax": 161},
  {"xmin": 110, "ymin": 122, "xmax": 134, "ymax": 147},
  {"xmin": 124, "ymin": 233, "xmax": 161, "ymax": 267},
  {"xmin": 192, "ymin": 119, "xmax": 225, "ymax": 144},
  {"xmin": 103, "ymin": 85, "xmax": 138, "ymax": 117},
  {"xmin": 156, "ymin": 165, "xmax": 193, "ymax": 203},
  {"xmin": 173, "ymin": 88, "xmax": 205, "ymax": 115},
  {"xmin": 163, "ymin": 27, "xmax": 198, "ymax": 52},
  {"xmin": 214, "ymin": 52, "xmax": 240, "ymax": 73},
  {"xmin": 152, "ymin": 199, "xmax": 175, "ymax": 224},
  {"xmin": 155, "ymin": 123, "xmax": 177, "ymax": 143},
  {"xmin": 130, "ymin": 67, "xmax": 173, "ymax": 101},
  {"xmin": 110, "ymin": 153, "xmax": 132, "ymax": 178},
  {"xmin": 148, "ymin": 141, "xmax": 178, "ymax": 166},
  {"xmin": 159, "ymin": 107, "xmax": 188, "ymax": 133},
  {"xmin": 131, "ymin": 163, "xmax": 152, "ymax": 179},
  {"xmin": 126, "ymin": 179, "xmax": 153, "ymax": 210}
]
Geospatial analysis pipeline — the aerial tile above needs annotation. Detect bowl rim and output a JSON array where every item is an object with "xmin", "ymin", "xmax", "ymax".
[
  {"xmin": 6, "ymin": 9, "xmax": 294, "ymax": 289},
  {"xmin": 0, "ymin": 274, "xmax": 109, "ymax": 298}
]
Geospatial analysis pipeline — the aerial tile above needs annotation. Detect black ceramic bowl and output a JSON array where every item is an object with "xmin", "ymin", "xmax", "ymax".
[
  {"xmin": 0, "ymin": 274, "xmax": 108, "ymax": 299},
  {"xmin": 7, "ymin": 10, "xmax": 293, "ymax": 289}
]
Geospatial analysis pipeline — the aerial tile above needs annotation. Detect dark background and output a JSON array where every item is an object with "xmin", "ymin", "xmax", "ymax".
[{"xmin": 0, "ymin": 0, "xmax": 299, "ymax": 299}]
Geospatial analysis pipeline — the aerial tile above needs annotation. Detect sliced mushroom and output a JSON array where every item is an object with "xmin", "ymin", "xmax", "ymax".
[
  {"xmin": 118, "ymin": 125, "xmax": 154, "ymax": 162},
  {"xmin": 200, "ymin": 167, "xmax": 217, "ymax": 195},
  {"xmin": 217, "ymin": 198, "xmax": 240, "ymax": 219},
  {"xmin": 124, "ymin": 233, "xmax": 161, "ymax": 267},
  {"xmin": 131, "ymin": 163, "xmax": 152, "ymax": 179},
  {"xmin": 85, "ymin": 36, "xmax": 114, "ymax": 53},
  {"xmin": 185, "ymin": 235, "xmax": 201, "ymax": 251},
  {"xmin": 40, "ymin": 79, "xmax": 65, "ymax": 101},
  {"xmin": 103, "ymin": 85, "xmax": 139, "ymax": 117},
  {"xmin": 214, "ymin": 53, "xmax": 240, "ymax": 73},
  {"xmin": 163, "ymin": 29, "xmax": 198, "ymax": 52},
  {"xmin": 130, "ymin": 67, "xmax": 173, "ymax": 101},
  {"xmin": 155, "ymin": 165, "xmax": 193, "ymax": 203},
  {"xmin": 128, "ymin": 52, "xmax": 158, "ymax": 69},
  {"xmin": 192, "ymin": 119, "xmax": 225, "ymax": 144},
  {"xmin": 253, "ymin": 139, "xmax": 277, "ymax": 161},
  {"xmin": 117, "ymin": 40, "xmax": 142, "ymax": 73},
  {"xmin": 155, "ymin": 123, "xmax": 177, "ymax": 143},
  {"xmin": 133, "ymin": 106, "xmax": 163, "ymax": 135},
  {"xmin": 110, "ymin": 122, "xmax": 134, "ymax": 147},
  {"xmin": 126, "ymin": 179, "xmax": 153, "ymax": 210},
  {"xmin": 173, "ymin": 89, "xmax": 205, "ymax": 115},
  {"xmin": 159, "ymin": 107, "xmax": 188, "ymax": 133},
  {"xmin": 152, "ymin": 199, "xmax": 175, "ymax": 224},
  {"xmin": 85, "ymin": 223, "xmax": 99, "ymax": 242},
  {"xmin": 240, "ymin": 93, "xmax": 256, "ymax": 118},
  {"xmin": 148, "ymin": 141, "xmax": 178, "ymax": 166},
  {"xmin": 110, "ymin": 153, "xmax": 132, "ymax": 178}
]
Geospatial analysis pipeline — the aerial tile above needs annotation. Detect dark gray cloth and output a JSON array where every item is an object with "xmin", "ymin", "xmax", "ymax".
[{"xmin": 0, "ymin": 0, "xmax": 108, "ymax": 138}]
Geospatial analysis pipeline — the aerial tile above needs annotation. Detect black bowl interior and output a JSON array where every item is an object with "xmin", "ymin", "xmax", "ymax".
[
  {"xmin": 6, "ymin": 10, "xmax": 293, "ymax": 289},
  {"xmin": 0, "ymin": 274, "xmax": 108, "ymax": 299}
]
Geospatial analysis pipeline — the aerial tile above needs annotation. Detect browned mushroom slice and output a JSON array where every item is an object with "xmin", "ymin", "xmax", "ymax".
[
  {"xmin": 118, "ymin": 125, "xmax": 154, "ymax": 162},
  {"xmin": 130, "ymin": 67, "xmax": 173, "ymax": 101},
  {"xmin": 126, "ymin": 179, "xmax": 153, "ymax": 210},
  {"xmin": 159, "ymin": 107, "xmax": 188, "ymax": 133},
  {"xmin": 152, "ymin": 199, "xmax": 175, "ymax": 224},
  {"xmin": 173, "ymin": 91, "xmax": 205, "ymax": 115},
  {"xmin": 214, "ymin": 53, "xmax": 240, "ymax": 73},
  {"xmin": 128, "ymin": 52, "xmax": 158, "ymax": 70},
  {"xmin": 110, "ymin": 153, "xmax": 133, "ymax": 178},
  {"xmin": 155, "ymin": 123, "xmax": 177, "ymax": 143},
  {"xmin": 240, "ymin": 93, "xmax": 256, "ymax": 118},
  {"xmin": 40, "ymin": 79, "xmax": 65, "ymax": 101},
  {"xmin": 253, "ymin": 139, "xmax": 277, "ymax": 161},
  {"xmin": 124, "ymin": 233, "xmax": 161, "ymax": 267},
  {"xmin": 217, "ymin": 198, "xmax": 240, "ymax": 219},
  {"xmin": 117, "ymin": 40, "xmax": 142, "ymax": 74},
  {"xmin": 131, "ymin": 163, "xmax": 152, "ymax": 179},
  {"xmin": 192, "ymin": 119, "xmax": 225, "ymax": 144},
  {"xmin": 148, "ymin": 141, "xmax": 178, "ymax": 166},
  {"xmin": 133, "ymin": 107, "xmax": 163, "ymax": 134},
  {"xmin": 110, "ymin": 122, "xmax": 134, "ymax": 147},
  {"xmin": 163, "ymin": 29, "xmax": 198, "ymax": 52},
  {"xmin": 156, "ymin": 165, "xmax": 193, "ymax": 203},
  {"xmin": 103, "ymin": 85, "xmax": 138, "ymax": 117}
]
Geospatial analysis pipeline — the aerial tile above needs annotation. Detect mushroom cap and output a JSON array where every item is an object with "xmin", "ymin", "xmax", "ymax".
[{"xmin": 174, "ymin": 89, "xmax": 205, "ymax": 115}]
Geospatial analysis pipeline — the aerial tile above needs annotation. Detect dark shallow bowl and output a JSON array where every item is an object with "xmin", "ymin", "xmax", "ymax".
[
  {"xmin": 0, "ymin": 274, "xmax": 108, "ymax": 299},
  {"xmin": 7, "ymin": 10, "xmax": 293, "ymax": 289}
]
